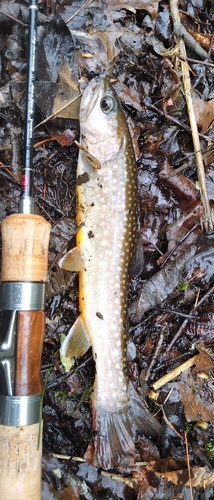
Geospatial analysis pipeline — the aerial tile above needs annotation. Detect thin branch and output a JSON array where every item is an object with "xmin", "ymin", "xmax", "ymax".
[
  {"xmin": 169, "ymin": 0, "xmax": 213, "ymax": 231},
  {"xmin": 184, "ymin": 431, "xmax": 194, "ymax": 500},
  {"xmin": 152, "ymin": 354, "xmax": 198, "ymax": 391},
  {"xmin": 34, "ymin": 94, "xmax": 82, "ymax": 129},
  {"xmin": 65, "ymin": 0, "xmax": 93, "ymax": 24}
]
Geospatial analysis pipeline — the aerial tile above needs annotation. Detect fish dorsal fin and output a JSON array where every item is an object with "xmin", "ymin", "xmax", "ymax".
[
  {"xmin": 60, "ymin": 315, "xmax": 91, "ymax": 372},
  {"xmin": 59, "ymin": 247, "xmax": 84, "ymax": 272}
]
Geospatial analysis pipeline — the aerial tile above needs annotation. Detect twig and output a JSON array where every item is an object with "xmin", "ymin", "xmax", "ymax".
[
  {"xmin": 65, "ymin": 0, "xmax": 93, "ymax": 24},
  {"xmin": 170, "ymin": 1, "xmax": 207, "ymax": 58},
  {"xmin": 147, "ymin": 103, "xmax": 212, "ymax": 142},
  {"xmin": 152, "ymin": 354, "xmax": 198, "ymax": 391},
  {"xmin": 169, "ymin": 0, "xmax": 213, "ymax": 231},
  {"xmin": 166, "ymin": 145, "xmax": 214, "ymax": 177},
  {"xmin": 101, "ymin": 471, "xmax": 137, "ymax": 489},
  {"xmin": 157, "ymin": 307, "xmax": 196, "ymax": 319},
  {"xmin": 161, "ymin": 406, "xmax": 184, "ymax": 441},
  {"xmin": 178, "ymin": 56, "xmax": 214, "ymax": 68},
  {"xmin": 166, "ymin": 282, "xmax": 214, "ymax": 352},
  {"xmin": 160, "ymin": 221, "xmax": 199, "ymax": 268},
  {"xmin": 0, "ymin": 9, "xmax": 26, "ymax": 26},
  {"xmin": 184, "ymin": 431, "xmax": 194, "ymax": 500},
  {"xmin": 145, "ymin": 330, "xmax": 164, "ymax": 382},
  {"xmin": 34, "ymin": 94, "xmax": 81, "ymax": 129}
]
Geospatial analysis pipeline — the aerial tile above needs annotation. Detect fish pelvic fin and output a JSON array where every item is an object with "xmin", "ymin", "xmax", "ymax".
[
  {"xmin": 89, "ymin": 382, "xmax": 162, "ymax": 470},
  {"xmin": 59, "ymin": 247, "xmax": 84, "ymax": 272},
  {"xmin": 60, "ymin": 315, "xmax": 91, "ymax": 372}
]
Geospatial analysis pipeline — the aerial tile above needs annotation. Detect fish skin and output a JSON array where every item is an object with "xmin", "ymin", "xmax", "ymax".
[{"xmin": 61, "ymin": 77, "xmax": 161, "ymax": 469}]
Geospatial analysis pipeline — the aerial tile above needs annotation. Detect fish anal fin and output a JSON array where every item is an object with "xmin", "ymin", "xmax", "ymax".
[
  {"xmin": 60, "ymin": 315, "xmax": 91, "ymax": 372},
  {"xmin": 59, "ymin": 247, "xmax": 84, "ymax": 272},
  {"xmin": 130, "ymin": 232, "xmax": 144, "ymax": 279},
  {"xmin": 87, "ymin": 382, "xmax": 162, "ymax": 470}
]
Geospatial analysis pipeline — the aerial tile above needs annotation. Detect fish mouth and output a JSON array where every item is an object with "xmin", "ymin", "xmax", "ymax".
[{"xmin": 80, "ymin": 77, "xmax": 111, "ymax": 123}]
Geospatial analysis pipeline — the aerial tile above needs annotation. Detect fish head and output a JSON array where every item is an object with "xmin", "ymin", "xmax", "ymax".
[{"xmin": 80, "ymin": 77, "xmax": 127, "ymax": 164}]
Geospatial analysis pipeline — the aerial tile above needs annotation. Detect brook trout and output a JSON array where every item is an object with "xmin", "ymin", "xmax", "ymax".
[{"xmin": 60, "ymin": 77, "xmax": 161, "ymax": 469}]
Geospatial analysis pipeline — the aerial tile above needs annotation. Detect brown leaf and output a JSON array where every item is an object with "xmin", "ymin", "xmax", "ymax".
[
  {"xmin": 188, "ymin": 29, "xmax": 214, "ymax": 56},
  {"xmin": 107, "ymin": 0, "xmax": 159, "ymax": 18},
  {"xmin": 157, "ymin": 202, "xmax": 202, "ymax": 266},
  {"xmin": 173, "ymin": 359, "xmax": 214, "ymax": 422},
  {"xmin": 58, "ymin": 486, "xmax": 80, "ymax": 500},
  {"xmin": 191, "ymin": 88, "xmax": 214, "ymax": 134},
  {"xmin": 159, "ymin": 160, "xmax": 199, "ymax": 211}
]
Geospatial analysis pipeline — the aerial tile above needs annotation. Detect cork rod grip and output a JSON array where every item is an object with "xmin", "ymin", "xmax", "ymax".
[
  {"xmin": 1, "ymin": 214, "xmax": 50, "ymax": 282},
  {"xmin": 0, "ymin": 422, "xmax": 42, "ymax": 500},
  {"xmin": 0, "ymin": 213, "xmax": 50, "ymax": 500}
]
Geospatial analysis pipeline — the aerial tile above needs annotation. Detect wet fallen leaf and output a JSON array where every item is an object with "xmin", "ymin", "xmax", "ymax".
[
  {"xmin": 129, "ymin": 246, "xmax": 196, "ymax": 321},
  {"xmin": 174, "ymin": 360, "xmax": 214, "ymax": 422},
  {"xmin": 188, "ymin": 29, "xmax": 214, "ymax": 56},
  {"xmin": 192, "ymin": 88, "xmax": 214, "ymax": 134},
  {"xmin": 159, "ymin": 160, "xmax": 199, "ymax": 211},
  {"xmin": 107, "ymin": 0, "xmax": 159, "ymax": 18}
]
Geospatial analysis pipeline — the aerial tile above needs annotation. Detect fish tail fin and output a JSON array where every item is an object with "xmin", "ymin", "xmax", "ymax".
[{"xmin": 89, "ymin": 383, "xmax": 162, "ymax": 470}]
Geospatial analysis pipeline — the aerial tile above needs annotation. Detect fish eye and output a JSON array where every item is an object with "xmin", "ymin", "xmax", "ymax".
[{"xmin": 100, "ymin": 96, "xmax": 117, "ymax": 114}]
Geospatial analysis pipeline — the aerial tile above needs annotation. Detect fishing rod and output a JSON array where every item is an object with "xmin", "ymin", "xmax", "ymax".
[{"xmin": 0, "ymin": 1, "xmax": 50, "ymax": 498}]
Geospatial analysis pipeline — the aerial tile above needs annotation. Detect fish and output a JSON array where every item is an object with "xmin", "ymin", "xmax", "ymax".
[{"xmin": 60, "ymin": 77, "xmax": 162, "ymax": 470}]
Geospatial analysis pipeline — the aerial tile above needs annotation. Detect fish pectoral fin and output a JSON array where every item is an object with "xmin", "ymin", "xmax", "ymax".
[
  {"xmin": 75, "ymin": 141, "xmax": 101, "ymax": 169},
  {"xmin": 60, "ymin": 315, "xmax": 91, "ymax": 372},
  {"xmin": 59, "ymin": 247, "xmax": 84, "ymax": 272},
  {"xmin": 129, "ymin": 232, "xmax": 144, "ymax": 279}
]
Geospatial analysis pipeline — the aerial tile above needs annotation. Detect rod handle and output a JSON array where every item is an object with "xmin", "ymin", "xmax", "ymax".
[
  {"xmin": 15, "ymin": 311, "xmax": 45, "ymax": 396},
  {"xmin": 0, "ymin": 422, "xmax": 42, "ymax": 500},
  {"xmin": 1, "ymin": 214, "xmax": 50, "ymax": 282}
]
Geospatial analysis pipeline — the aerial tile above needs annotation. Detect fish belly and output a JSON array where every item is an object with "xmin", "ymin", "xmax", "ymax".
[{"xmin": 76, "ymin": 150, "xmax": 161, "ymax": 469}]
